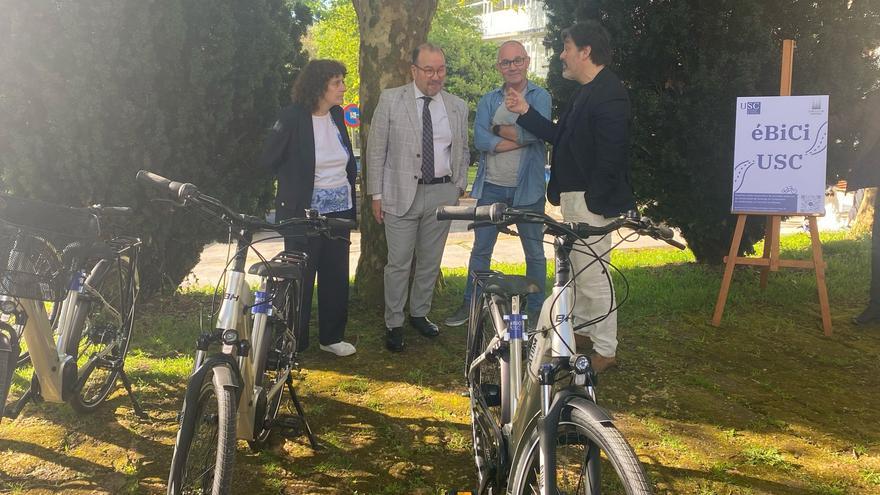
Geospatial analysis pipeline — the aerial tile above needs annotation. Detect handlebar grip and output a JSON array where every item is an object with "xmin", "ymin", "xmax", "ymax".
[
  {"xmin": 436, "ymin": 205, "xmax": 476, "ymax": 221},
  {"xmin": 136, "ymin": 170, "xmax": 197, "ymax": 201},
  {"xmin": 327, "ymin": 218, "xmax": 357, "ymax": 230},
  {"xmin": 436, "ymin": 203, "xmax": 506, "ymax": 222},
  {"xmin": 667, "ymin": 238, "xmax": 687, "ymax": 250},
  {"xmin": 655, "ymin": 224, "xmax": 674, "ymax": 239}
]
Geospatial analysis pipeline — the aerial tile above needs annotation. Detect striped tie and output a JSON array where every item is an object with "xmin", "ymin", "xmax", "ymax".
[{"xmin": 420, "ymin": 96, "xmax": 434, "ymax": 181}]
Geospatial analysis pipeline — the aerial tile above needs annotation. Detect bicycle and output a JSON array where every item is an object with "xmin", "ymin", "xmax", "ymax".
[
  {"xmin": 135, "ymin": 170, "xmax": 355, "ymax": 495},
  {"xmin": 436, "ymin": 203, "xmax": 685, "ymax": 495},
  {"xmin": 0, "ymin": 193, "xmax": 144, "ymax": 421}
]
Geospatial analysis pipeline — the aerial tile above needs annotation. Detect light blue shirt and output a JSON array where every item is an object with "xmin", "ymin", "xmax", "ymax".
[{"xmin": 472, "ymin": 81, "xmax": 552, "ymax": 206}]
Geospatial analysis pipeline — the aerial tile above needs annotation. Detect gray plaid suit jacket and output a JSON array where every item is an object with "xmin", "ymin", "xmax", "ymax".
[{"xmin": 366, "ymin": 83, "xmax": 470, "ymax": 216}]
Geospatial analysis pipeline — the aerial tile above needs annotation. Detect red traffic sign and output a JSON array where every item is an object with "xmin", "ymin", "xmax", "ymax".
[{"xmin": 343, "ymin": 104, "xmax": 360, "ymax": 128}]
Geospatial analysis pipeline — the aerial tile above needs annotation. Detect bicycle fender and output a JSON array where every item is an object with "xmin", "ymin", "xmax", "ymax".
[
  {"xmin": 182, "ymin": 355, "xmax": 242, "ymax": 413},
  {"xmin": 0, "ymin": 322, "xmax": 18, "ymax": 353},
  {"xmin": 211, "ymin": 363, "xmax": 239, "ymax": 391},
  {"xmin": 509, "ymin": 387, "xmax": 613, "ymax": 476},
  {"xmin": 560, "ymin": 393, "xmax": 614, "ymax": 425}
]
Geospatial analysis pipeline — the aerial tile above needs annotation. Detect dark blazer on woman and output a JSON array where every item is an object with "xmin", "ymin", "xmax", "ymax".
[
  {"xmin": 260, "ymin": 102, "xmax": 358, "ymax": 222},
  {"xmin": 517, "ymin": 68, "xmax": 635, "ymax": 217}
]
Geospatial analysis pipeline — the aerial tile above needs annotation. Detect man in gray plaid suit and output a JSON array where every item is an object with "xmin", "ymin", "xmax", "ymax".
[{"xmin": 366, "ymin": 43, "xmax": 470, "ymax": 352}]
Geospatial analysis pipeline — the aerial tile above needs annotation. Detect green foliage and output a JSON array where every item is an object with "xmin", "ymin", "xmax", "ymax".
[
  {"xmin": 0, "ymin": 1, "xmax": 312, "ymax": 293},
  {"xmin": 308, "ymin": 0, "xmax": 360, "ymax": 105},
  {"xmin": 543, "ymin": 0, "xmax": 880, "ymax": 263},
  {"xmin": 308, "ymin": 0, "xmax": 500, "ymax": 159},
  {"xmin": 430, "ymin": 0, "xmax": 502, "ymax": 163},
  {"xmin": 429, "ymin": 0, "xmax": 502, "ymax": 116}
]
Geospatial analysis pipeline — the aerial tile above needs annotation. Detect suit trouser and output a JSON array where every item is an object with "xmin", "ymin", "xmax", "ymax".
[
  {"xmin": 383, "ymin": 182, "xmax": 459, "ymax": 328},
  {"xmin": 285, "ymin": 210, "xmax": 352, "ymax": 349},
  {"xmin": 560, "ymin": 191, "xmax": 618, "ymax": 358}
]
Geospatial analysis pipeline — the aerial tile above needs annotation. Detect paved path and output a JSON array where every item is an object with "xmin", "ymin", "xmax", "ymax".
[
  {"xmin": 187, "ymin": 200, "xmax": 683, "ymax": 285},
  {"xmin": 186, "ymin": 199, "xmax": 825, "ymax": 286}
]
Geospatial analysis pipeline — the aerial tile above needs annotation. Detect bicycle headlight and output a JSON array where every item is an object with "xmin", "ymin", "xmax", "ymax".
[
  {"xmin": 572, "ymin": 354, "xmax": 590, "ymax": 374},
  {"xmin": 222, "ymin": 329, "xmax": 239, "ymax": 345}
]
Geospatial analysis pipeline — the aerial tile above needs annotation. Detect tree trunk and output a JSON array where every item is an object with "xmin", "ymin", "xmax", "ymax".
[
  {"xmin": 850, "ymin": 187, "xmax": 876, "ymax": 238},
  {"xmin": 351, "ymin": 0, "xmax": 439, "ymax": 306}
]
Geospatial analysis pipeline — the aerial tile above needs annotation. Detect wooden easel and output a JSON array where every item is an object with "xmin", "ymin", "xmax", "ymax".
[{"xmin": 711, "ymin": 39, "xmax": 832, "ymax": 336}]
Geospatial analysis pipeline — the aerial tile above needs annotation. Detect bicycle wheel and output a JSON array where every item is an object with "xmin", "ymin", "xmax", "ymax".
[
  {"xmin": 249, "ymin": 279, "xmax": 297, "ymax": 449},
  {"xmin": 509, "ymin": 398, "xmax": 653, "ymax": 495},
  {"xmin": 168, "ymin": 364, "xmax": 237, "ymax": 495},
  {"xmin": 467, "ymin": 295, "xmax": 507, "ymax": 490},
  {"xmin": 469, "ymin": 295, "xmax": 506, "ymax": 422},
  {"xmin": 68, "ymin": 257, "xmax": 137, "ymax": 412},
  {"xmin": 0, "ymin": 321, "xmax": 20, "ymax": 420},
  {"xmin": 0, "ymin": 304, "xmax": 28, "ymax": 366}
]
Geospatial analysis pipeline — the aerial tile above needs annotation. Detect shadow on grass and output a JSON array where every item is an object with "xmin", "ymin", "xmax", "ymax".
[
  {"xmin": 229, "ymin": 395, "xmax": 473, "ymax": 494},
  {"xmin": 2, "ymin": 235, "xmax": 875, "ymax": 493}
]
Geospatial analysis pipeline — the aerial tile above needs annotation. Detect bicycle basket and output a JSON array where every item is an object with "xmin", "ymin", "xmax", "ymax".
[
  {"xmin": 0, "ymin": 194, "xmax": 99, "ymax": 302},
  {"xmin": 0, "ymin": 229, "xmax": 70, "ymax": 302}
]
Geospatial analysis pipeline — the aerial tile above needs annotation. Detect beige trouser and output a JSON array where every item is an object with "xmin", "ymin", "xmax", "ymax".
[{"xmin": 559, "ymin": 191, "xmax": 618, "ymax": 358}]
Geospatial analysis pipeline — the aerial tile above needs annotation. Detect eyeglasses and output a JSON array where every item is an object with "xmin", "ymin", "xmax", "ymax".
[
  {"xmin": 497, "ymin": 56, "xmax": 529, "ymax": 69},
  {"xmin": 413, "ymin": 64, "xmax": 447, "ymax": 77}
]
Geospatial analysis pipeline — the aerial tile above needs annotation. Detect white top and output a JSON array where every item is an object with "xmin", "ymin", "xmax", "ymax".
[
  {"xmin": 413, "ymin": 82, "xmax": 453, "ymax": 179},
  {"xmin": 312, "ymin": 113, "xmax": 349, "ymax": 189}
]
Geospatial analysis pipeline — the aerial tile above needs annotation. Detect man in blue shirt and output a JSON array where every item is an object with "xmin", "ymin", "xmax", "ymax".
[{"xmin": 445, "ymin": 40, "xmax": 551, "ymax": 327}]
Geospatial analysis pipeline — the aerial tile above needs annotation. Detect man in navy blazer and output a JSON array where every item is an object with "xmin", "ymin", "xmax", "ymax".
[{"xmin": 505, "ymin": 21, "xmax": 635, "ymax": 372}]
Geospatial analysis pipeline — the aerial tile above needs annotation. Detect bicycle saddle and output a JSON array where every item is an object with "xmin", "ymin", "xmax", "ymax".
[
  {"xmin": 247, "ymin": 252, "xmax": 306, "ymax": 280},
  {"xmin": 475, "ymin": 273, "xmax": 541, "ymax": 297}
]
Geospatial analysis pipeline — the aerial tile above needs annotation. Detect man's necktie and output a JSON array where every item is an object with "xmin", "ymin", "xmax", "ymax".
[{"xmin": 420, "ymin": 96, "xmax": 435, "ymax": 181}]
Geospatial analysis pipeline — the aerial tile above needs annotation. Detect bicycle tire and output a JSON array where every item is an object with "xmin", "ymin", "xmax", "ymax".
[
  {"xmin": 68, "ymin": 258, "xmax": 137, "ymax": 413},
  {"xmin": 467, "ymin": 295, "xmax": 507, "ymax": 491},
  {"xmin": 9, "ymin": 311, "xmax": 28, "ymax": 366},
  {"xmin": 0, "ymin": 321, "xmax": 20, "ymax": 421},
  {"xmin": 509, "ymin": 398, "xmax": 653, "ymax": 495},
  {"xmin": 249, "ymin": 279, "xmax": 297, "ymax": 449},
  {"xmin": 167, "ymin": 363, "xmax": 237, "ymax": 495}
]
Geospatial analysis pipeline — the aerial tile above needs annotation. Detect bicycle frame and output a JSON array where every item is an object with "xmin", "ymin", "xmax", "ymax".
[
  {"xmin": 190, "ymin": 230, "xmax": 297, "ymax": 442},
  {"xmin": 16, "ymin": 256, "xmax": 123, "ymax": 404},
  {"xmin": 469, "ymin": 235, "xmax": 599, "ymax": 494}
]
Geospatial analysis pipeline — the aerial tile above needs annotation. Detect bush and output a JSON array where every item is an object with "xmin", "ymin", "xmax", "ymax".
[
  {"xmin": 543, "ymin": 0, "xmax": 880, "ymax": 263},
  {"xmin": 0, "ymin": 0, "xmax": 312, "ymax": 293}
]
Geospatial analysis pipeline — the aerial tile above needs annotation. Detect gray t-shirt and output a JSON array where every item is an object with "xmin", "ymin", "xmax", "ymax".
[{"xmin": 485, "ymin": 103, "xmax": 522, "ymax": 187}]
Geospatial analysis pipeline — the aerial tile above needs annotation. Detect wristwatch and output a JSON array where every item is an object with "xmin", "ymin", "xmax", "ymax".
[{"xmin": 492, "ymin": 124, "xmax": 501, "ymax": 136}]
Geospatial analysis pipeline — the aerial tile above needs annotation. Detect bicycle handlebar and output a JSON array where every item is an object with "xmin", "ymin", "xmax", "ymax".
[
  {"xmin": 436, "ymin": 203, "xmax": 685, "ymax": 249},
  {"xmin": 136, "ymin": 170, "xmax": 197, "ymax": 201},
  {"xmin": 136, "ymin": 170, "xmax": 356, "ymax": 236}
]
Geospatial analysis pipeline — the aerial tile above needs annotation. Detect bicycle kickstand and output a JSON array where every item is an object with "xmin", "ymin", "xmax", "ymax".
[
  {"xmin": 117, "ymin": 367, "xmax": 148, "ymax": 419},
  {"xmin": 286, "ymin": 375, "xmax": 322, "ymax": 451}
]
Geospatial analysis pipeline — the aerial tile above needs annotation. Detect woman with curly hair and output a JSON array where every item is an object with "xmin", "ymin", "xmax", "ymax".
[{"xmin": 260, "ymin": 59, "xmax": 357, "ymax": 356}]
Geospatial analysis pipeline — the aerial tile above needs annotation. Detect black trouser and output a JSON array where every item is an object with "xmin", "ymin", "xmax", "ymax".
[{"xmin": 285, "ymin": 209, "xmax": 352, "ymax": 349}]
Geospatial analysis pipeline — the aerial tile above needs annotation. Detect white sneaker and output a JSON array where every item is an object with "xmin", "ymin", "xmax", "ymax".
[{"xmin": 319, "ymin": 341, "xmax": 357, "ymax": 356}]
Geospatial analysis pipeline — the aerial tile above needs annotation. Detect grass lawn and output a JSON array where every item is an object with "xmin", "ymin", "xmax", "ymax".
[{"xmin": 1, "ymin": 232, "xmax": 879, "ymax": 494}]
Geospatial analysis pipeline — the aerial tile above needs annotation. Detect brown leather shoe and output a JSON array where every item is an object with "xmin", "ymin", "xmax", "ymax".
[{"xmin": 590, "ymin": 353, "xmax": 617, "ymax": 373}]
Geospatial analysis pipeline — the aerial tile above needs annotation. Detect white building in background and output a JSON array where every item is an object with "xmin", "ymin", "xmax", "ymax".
[{"xmin": 469, "ymin": 0, "xmax": 551, "ymax": 79}]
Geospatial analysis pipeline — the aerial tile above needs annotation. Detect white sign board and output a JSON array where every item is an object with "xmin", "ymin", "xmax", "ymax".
[{"xmin": 732, "ymin": 95, "xmax": 828, "ymax": 215}]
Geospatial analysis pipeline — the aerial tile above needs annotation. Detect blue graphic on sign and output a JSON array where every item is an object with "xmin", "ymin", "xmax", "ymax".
[
  {"xmin": 504, "ymin": 313, "xmax": 525, "ymax": 339},
  {"xmin": 745, "ymin": 101, "xmax": 761, "ymax": 114},
  {"xmin": 251, "ymin": 291, "xmax": 271, "ymax": 315}
]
